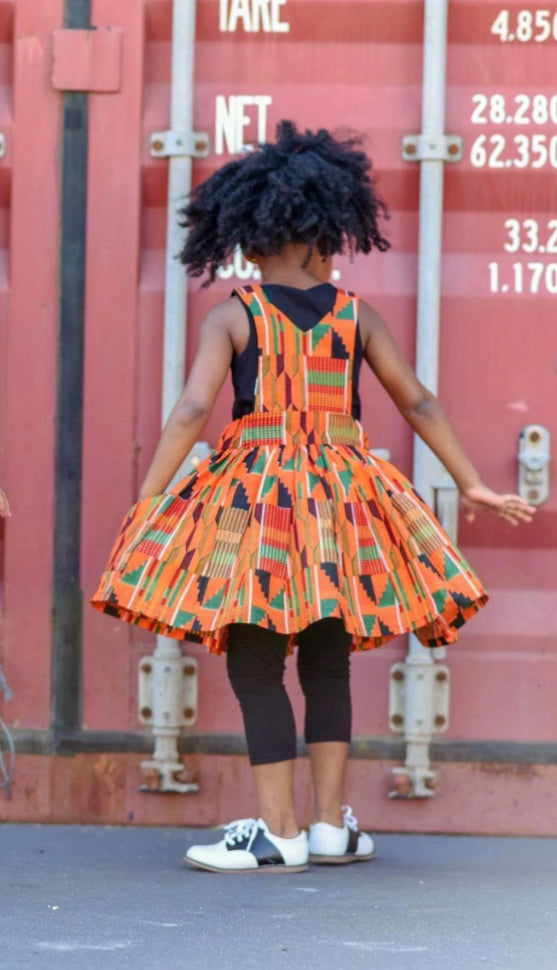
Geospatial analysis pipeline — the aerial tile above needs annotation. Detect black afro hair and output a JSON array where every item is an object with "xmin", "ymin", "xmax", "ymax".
[{"xmin": 178, "ymin": 119, "xmax": 391, "ymax": 285}]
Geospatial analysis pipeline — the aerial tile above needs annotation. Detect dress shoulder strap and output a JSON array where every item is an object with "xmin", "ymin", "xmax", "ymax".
[
  {"xmin": 232, "ymin": 284, "xmax": 261, "ymax": 306},
  {"xmin": 328, "ymin": 286, "xmax": 359, "ymax": 323}
]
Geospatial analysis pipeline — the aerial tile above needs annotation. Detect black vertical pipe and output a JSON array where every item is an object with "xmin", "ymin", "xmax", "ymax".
[{"xmin": 51, "ymin": 0, "xmax": 91, "ymax": 743}]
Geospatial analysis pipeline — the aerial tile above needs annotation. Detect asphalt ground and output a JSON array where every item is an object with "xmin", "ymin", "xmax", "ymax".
[{"xmin": 1, "ymin": 824, "xmax": 556, "ymax": 970}]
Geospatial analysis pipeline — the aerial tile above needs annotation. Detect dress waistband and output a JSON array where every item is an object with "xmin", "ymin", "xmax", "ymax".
[{"xmin": 219, "ymin": 411, "xmax": 369, "ymax": 449}]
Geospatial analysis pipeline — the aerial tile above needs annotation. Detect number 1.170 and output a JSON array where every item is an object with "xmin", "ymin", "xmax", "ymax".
[{"xmin": 489, "ymin": 261, "xmax": 557, "ymax": 293}]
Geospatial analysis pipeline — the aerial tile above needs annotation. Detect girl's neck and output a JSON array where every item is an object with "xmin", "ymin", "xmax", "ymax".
[
  {"xmin": 256, "ymin": 244, "xmax": 333, "ymax": 288},
  {"xmin": 259, "ymin": 272, "xmax": 327, "ymax": 289}
]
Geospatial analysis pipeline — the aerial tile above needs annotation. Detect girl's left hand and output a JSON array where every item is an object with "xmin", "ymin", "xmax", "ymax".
[
  {"xmin": 459, "ymin": 482, "xmax": 537, "ymax": 526},
  {"xmin": 0, "ymin": 487, "xmax": 11, "ymax": 518}
]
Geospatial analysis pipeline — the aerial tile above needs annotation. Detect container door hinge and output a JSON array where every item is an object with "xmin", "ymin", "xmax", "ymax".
[
  {"xmin": 149, "ymin": 130, "xmax": 210, "ymax": 159},
  {"xmin": 388, "ymin": 660, "xmax": 450, "ymax": 798},
  {"xmin": 52, "ymin": 27, "xmax": 123, "ymax": 93},
  {"xmin": 138, "ymin": 652, "xmax": 199, "ymax": 794},
  {"xmin": 402, "ymin": 133, "xmax": 463, "ymax": 162}
]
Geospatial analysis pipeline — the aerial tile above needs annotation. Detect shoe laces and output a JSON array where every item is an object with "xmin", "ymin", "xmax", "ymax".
[
  {"xmin": 341, "ymin": 805, "xmax": 359, "ymax": 832},
  {"xmin": 223, "ymin": 817, "xmax": 259, "ymax": 847}
]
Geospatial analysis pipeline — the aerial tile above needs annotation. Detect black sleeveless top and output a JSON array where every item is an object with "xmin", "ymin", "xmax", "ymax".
[{"xmin": 230, "ymin": 283, "xmax": 363, "ymax": 420}]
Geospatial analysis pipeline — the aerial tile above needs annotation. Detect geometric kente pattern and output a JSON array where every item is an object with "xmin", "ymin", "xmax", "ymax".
[{"xmin": 90, "ymin": 284, "xmax": 489, "ymax": 655}]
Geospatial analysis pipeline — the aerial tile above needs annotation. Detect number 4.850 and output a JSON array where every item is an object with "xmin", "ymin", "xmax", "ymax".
[{"xmin": 491, "ymin": 10, "xmax": 557, "ymax": 42}]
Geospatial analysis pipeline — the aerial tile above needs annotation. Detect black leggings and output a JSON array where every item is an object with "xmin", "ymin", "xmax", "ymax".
[{"xmin": 227, "ymin": 618, "xmax": 352, "ymax": 766}]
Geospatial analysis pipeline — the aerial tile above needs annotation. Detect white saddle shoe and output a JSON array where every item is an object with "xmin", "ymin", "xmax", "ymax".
[
  {"xmin": 185, "ymin": 817, "xmax": 309, "ymax": 874},
  {"xmin": 308, "ymin": 805, "xmax": 375, "ymax": 864}
]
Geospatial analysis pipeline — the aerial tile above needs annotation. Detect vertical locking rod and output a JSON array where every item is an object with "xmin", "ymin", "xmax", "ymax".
[
  {"xmin": 140, "ymin": 0, "xmax": 201, "ymax": 794},
  {"xmin": 391, "ymin": 0, "xmax": 456, "ymax": 799}
]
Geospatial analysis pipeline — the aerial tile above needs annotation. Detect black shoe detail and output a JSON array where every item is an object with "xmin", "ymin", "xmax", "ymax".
[
  {"xmin": 346, "ymin": 826, "xmax": 359, "ymax": 854},
  {"xmin": 249, "ymin": 829, "xmax": 286, "ymax": 867},
  {"xmin": 226, "ymin": 826, "xmax": 285, "ymax": 867}
]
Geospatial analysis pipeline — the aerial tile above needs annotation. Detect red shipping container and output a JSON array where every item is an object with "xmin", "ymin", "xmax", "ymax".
[{"xmin": 1, "ymin": 0, "xmax": 556, "ymax": 833}]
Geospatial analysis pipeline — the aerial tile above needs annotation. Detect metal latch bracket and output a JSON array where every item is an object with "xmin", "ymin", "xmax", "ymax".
[
  {"xmin": 150, "ymin": 130, "xmax": 210, "ymax": 159},
  {"xmin": 402, "ymin": 133, "xmax": 463, "ymax": 162},
  {"xmin": 389, "ymin": 661, "xmax": 450, "ymax": 737},
  {"xmin": 138, "ymin": 654, "xmax": 198, "ymax": 730},
  {"xmin": 518, "ymin": 424, "xmax": 551, "ymax": 506}
]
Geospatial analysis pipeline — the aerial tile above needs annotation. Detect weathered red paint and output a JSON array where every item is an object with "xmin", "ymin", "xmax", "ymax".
[
  {"xmin": 4, "ymin": 753, "xmax": 557, "ymax": 837},
  {"xmin": 52, "ymin": 25, "xmax": 123, "ymax": 92},
  {"xmin": 1, "ymin": 0, "xmax": 555, "ymax": 829},
  {"xmin": 81, "ymin": 0, "xmax": 147, "ymax": 731},
  {"xmin": 2, "ymin": 0, "xmax": 64, "ymax": 730}
]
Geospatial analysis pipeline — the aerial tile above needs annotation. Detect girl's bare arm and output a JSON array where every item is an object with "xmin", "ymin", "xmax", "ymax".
[
  {"xmin": 359, "ymin": 300, "xmax": 536, "ymax": 526},
  {"xmin": 137, "ymin": 298, "xmax": 243, "ymax": 500},
  {"xmin": 0, "ymin": 487, "xmax": 10, "ymax": 517}
]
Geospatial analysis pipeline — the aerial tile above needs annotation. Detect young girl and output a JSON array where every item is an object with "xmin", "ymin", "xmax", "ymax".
[{"xmin": 91, "ymin": 121, "xmax": 535, "ymax": 874}]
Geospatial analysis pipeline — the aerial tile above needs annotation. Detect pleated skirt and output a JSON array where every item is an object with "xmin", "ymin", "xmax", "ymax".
[{"xmin": 90, "ymin": 410, "xmax": 489, "ymax": 654}]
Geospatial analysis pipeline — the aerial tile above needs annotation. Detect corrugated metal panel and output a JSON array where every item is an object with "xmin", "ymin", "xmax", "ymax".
[
  {"xmin": 0, "ymin": 3, "xmax": 12, "ymax": 651},
  {"xmin": 126, "ymin": 0, "xmax": 557, "ymax": 750},
  {"xmin": 1, "ymin": 0, "xmax": 63, "ymax": 732},
  {"xmin": 443, "ymin": 0, "xmax": 557, "ymax": 745}
]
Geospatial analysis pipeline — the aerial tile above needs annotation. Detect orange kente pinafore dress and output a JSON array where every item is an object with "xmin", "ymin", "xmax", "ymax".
[{"xmin": 90, "ymin": 283, "xmax": 489, "ymax": 654}]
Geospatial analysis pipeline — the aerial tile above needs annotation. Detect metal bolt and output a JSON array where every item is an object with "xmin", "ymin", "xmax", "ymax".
[
  {"xmin": 527, "ymin": 489, "xmax": 539, "ymax": 502},
  {"xmin": 184, "ymin": 665, "xmax": 196, "ymax": 677},
  {"xmin": 141, "ymin": 663, "xmax": 152, "ymax": 674},
  {"xmin": 393, "ymin": 774, "xmax": 412, "ymax": 797},
  {"xmin": 142, "ymin": 768, "xmax": 161, "ymax": 790},
  {"xmin": 405, "ymin": 143, "xmax": 417, "ymax": 156},
  {"xmin": 140, "ymin": 706, "xmax": 152, "ymax": 719},
  {"xmin": 392, "ymin": 669, "xmax": 404, "ymax": 681},
  {"xmin": 151, "ymin": 138, "xmax": 164, "ymax": 152},
  {"xmin": 448, "ymin": 141, "xmax": 460, "ymax": 156},
  {"xmin": 434, "ymin": 715, "xmax": 446, "ymax": 727},
  {"xmin": 195, "ymin": 138, "xmax": 206, "ymax": 153},
  {"xmin": 529, "ymin": 429, "xmax": 541, "ymax": 443},
  {"xmin": 436, "ymin": 671, "xmax": 447, "ymax": 682},
  {"xmin": 183, "ymin": 707, "xmax": 195, "ymax": 720},
  {"xmin": 163, "ymin": 665, "xmax": 172, "ymax": 674},
  {"xmin": 424, "ymin": 776, "xmax": 437, "ymax": 790},
  {"xmin": 391, "ymin": 714, "xmax": 404, "ymax": 726}
]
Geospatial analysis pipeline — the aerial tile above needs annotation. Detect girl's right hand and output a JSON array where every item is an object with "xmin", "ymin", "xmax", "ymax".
[
  {"xmin": 459, "ymin": 482, "xmax": 537, "ymax": 526},
  {"xmin": 0, "ymin": 487, "xmax": 11, "ymax": 518}
]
